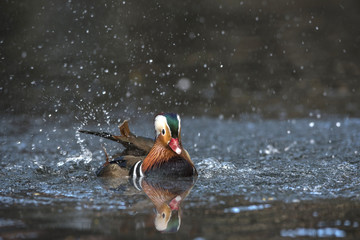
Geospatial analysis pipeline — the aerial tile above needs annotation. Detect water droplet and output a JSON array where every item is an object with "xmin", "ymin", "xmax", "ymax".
[{"xmin": 175, "ymin": 78, "xmax": 191, "ymax": 91}]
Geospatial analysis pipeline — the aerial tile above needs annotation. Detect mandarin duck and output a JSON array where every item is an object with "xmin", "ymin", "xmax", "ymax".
[{"xmin": 79, "ymin": 113, "xmax": 197, "ymax": 178}]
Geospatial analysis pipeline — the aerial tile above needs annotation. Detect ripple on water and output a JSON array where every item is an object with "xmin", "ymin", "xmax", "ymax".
[
  {"xmin": 280, "ymin": 227, "xmax": 346, "ymax": 238},
  {"xmin": 224, "ymin": 204, "xmax": 271, "ymax": 213}
]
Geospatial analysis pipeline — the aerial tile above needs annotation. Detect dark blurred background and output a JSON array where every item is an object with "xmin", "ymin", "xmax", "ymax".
[{"xmin": 1, "ymin": 0, "xmax": 360, "ymax": 119}]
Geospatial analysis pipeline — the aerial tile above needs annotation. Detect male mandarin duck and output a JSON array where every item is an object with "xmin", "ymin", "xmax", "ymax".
[{"xmin": 79, "ymin": 113, "xmax": 197, "ymax": 178}]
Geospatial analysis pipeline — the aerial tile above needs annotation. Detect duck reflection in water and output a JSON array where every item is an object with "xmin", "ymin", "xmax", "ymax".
[
  {"xmin": 139, "ymin": 176, "xmax": 196, "ymax": 232},
  {"xmin": 97, "ymin": 175, "xmax": 196, "ymax": 233}
]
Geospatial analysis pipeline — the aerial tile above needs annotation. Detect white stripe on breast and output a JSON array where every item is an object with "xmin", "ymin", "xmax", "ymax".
[{"xmin": 132, "ymin": 161, "xmax": 144, "ymax": 178}]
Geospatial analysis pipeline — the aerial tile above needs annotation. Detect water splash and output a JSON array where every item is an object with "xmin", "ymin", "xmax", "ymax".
[
  {"xmin": 196, "ymin": 157, "xmax": 237, "ymax": 178},
  {"xmin": 58, "ymin": 128, "xmax": 93, "ymax": 166},
  {"xmin": 259, "ymin": 145, "xmax": 280, "ymax": 155}
]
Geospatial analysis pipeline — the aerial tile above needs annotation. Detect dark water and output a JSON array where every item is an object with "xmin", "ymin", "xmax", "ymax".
[
  {"xmin": 1, "ymin": 1, "xmax": 360, "ymax": 118},
  {"xmin": 1, "ymin": 1, "xmax": 360, "ymax": 239},
  {"xmin": 1, "ymin": 114, "xmax": 359, "ymax": 239}
]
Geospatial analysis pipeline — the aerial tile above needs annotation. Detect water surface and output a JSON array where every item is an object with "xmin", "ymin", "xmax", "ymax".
[{"xmin": 1, "ymin": 114, "xmax": 359, "ymax": 239}]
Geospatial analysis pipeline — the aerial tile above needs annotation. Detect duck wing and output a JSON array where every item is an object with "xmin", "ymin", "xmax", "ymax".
[{"xmin": 79, "ymin": 120, "xmax": 153, "ymax": 154}]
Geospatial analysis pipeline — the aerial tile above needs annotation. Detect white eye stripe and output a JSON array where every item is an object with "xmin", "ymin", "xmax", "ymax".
[
  {"xmin": 177, "ymin": 114, "xmax": 181, "ymax": 135},
  {"xmin": 154, "ymin": 115, "xmax": 171, "ymax": 136}
]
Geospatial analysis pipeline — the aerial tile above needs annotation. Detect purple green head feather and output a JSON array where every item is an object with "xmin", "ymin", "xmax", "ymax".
[{"xmin": 160, "ymin": 113, "xmax": 181, "ymax": 138}]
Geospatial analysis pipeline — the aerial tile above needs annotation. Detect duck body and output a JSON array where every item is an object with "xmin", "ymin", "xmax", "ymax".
[
  {"xmin": 80, "ymin": 113, "xmax": 197, "ymax": 178},
  {"xmin": 131, "ymin": 139, "xmax": 196, "ymax": 178},
  {"xmin": 141, "ymin": 153, "xmax": 196, "ymax": 178}
]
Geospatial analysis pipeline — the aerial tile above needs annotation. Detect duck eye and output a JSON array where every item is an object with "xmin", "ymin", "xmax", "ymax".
[
  {"xmin": 162, "ymin": 213, "xmax": 166, "ymax": 218},
  {"xmin": 161, "ymin": 129, "xmax": 165, "ymax": 135}
]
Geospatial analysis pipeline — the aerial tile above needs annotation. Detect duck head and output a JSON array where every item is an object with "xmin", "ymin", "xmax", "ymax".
[{"xmin": 154, "ymin": 113, "xmax": 182, "ymax": 155}]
